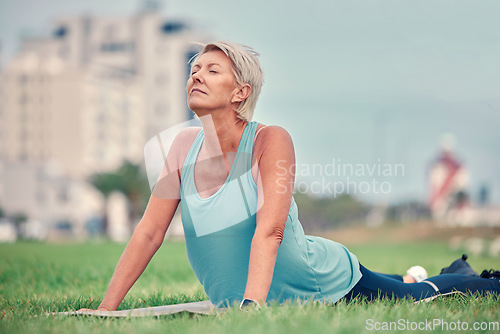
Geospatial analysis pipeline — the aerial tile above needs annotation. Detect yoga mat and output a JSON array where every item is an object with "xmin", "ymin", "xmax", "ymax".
[{"xmin": 52, "ymin": 300, "xmax": 223, "ymax": 317}]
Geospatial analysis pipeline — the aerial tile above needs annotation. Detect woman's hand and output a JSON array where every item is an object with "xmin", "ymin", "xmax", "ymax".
[{"xmin": 77, "ymin": 304, "xmax": 112, "ymax": 312}]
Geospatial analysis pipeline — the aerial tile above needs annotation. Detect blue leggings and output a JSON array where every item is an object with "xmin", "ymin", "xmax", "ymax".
[{"xmin": 343, "ymin": 264, "xmax": 500, "ymax": 302}]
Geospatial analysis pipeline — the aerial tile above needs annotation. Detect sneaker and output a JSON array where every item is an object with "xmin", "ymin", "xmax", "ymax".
[
  {"xmin": 440, "ymin": 254, "xmax": 479, "ymax": 277},
  {"xmin": 480, "ymin": 269, "xmax": 500, "ymax": 280},
  {"xmin": 407, "ymin": 266, "xmax": 428, "ymax": 283}
]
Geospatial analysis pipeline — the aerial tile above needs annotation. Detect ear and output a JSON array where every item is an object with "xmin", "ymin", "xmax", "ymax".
[{"xmin": 231, "ymin": 84, "xmax": 252, "ymax": 103}]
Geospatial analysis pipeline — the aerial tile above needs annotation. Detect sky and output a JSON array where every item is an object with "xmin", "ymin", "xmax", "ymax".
[{"xmin": 1, "ymin": 0, "xmax": 499, "ymax": 204}]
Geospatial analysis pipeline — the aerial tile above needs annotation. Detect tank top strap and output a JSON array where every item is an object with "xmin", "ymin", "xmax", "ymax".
[
  {"xmin": 184, "ymin": 129, "xmax": 205, "ymax": 170},
  {"xmin": 180, "ymin": 128, "xmax": 204, "ymax": 186},
  {"xmin": 237, "ymin": 121, "xmax": 259, "ymax": 173},
  {"xmin": 240, "ymin": 121, "xmax": 259, "ymax": 152}
]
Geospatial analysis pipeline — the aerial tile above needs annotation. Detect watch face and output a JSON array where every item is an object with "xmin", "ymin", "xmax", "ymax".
[
  {"xmin": 240, "ymin": 298, "xmax": 260, "ymax": 311},
  {"xmin": 242, "ymin": 299, "xmax": 254, "ymax": 307}
]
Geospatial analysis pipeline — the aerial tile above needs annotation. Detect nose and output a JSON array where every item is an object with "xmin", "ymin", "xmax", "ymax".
[{"xmin": 191, "ymin": 70, "xmax": 203, "ymax": 84}]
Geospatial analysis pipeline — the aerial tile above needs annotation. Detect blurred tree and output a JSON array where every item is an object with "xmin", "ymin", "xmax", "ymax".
[
  {"xmin": 89, "ymin": 160, "xmax": 150, "ymax": 235},
  {"xmin": 12, "ymin": 212, "xmax": 28, "ymax": 236},
  {"xmin": 88, "ymin": 171, "xmax": 122, "ymax": 235},
  {"xmin": 386, "ymin": 201, "xmax": 431, "ymax": 223},
  {"xmin": 0, "ymin": 206, "xmax": 4, "ymax": 218},
  {"xmin": 114, "ymin": 160, "xmax": 151, "ymax": 225},
  {"xmin": 12, "ymin": 212, "xmax": 28, "ymax": 224},
  {"xmin": 294, "ymin": 192, "xmax": 368, "ymax": 232}
]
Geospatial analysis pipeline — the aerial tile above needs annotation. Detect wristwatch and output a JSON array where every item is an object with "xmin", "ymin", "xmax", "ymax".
[{"xmin": 239, "ymin": 298, "xmax": 261, "ymax": 311}]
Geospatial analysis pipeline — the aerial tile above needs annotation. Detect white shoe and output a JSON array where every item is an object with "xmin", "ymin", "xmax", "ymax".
[{"xmin": 407, "ymin": 265, "xmax": 428, "ymax": 283}]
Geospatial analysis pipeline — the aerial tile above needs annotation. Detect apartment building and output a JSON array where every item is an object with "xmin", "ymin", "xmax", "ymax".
[{"xmin": 0, "ymin": 3, "xmax": 210, "ymax": 237}]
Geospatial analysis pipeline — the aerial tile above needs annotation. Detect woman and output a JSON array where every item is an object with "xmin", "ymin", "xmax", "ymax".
[{"xmin": 82, "ymin": 41, "xmax": 499, "ymax": 311}]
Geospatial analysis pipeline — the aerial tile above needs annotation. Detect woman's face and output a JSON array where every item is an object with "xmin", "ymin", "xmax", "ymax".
[{"xmin": 186, "ymin": 50, "xmax": 240, "ymax": 114}]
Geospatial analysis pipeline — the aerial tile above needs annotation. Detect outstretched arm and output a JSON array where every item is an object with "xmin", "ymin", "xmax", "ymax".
[
  {"xmin": 79, "ymin": 128, "xmax": 194, "ymax": 311},
  {"xmin": 242, "ymin": 126, "xmax": 295, "ymax": 305},
  {"xmin": 94, "ymin": 195, "xmax": 179, "ymax": 311}
]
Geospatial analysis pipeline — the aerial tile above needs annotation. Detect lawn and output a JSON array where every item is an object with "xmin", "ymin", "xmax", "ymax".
[{"xmin": 0, "ymin": 239, "xmax": 499, "ymax": 334}]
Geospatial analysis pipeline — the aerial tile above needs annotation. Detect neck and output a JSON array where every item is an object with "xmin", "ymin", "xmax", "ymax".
[{"xmin": 198, "ymin": 111, "xmax": 247, "ymax": 156}]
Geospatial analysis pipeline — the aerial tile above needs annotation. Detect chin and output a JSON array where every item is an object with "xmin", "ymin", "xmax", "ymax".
[
  {"xmin": 188, "ymin": 99, "xmax": 217, "ymax": 114},
  {"xmin": 188, "ymin": 96, "xmax": 209, "ymax": 108},
  {"xmin": 188, "ymin": 102, "xmax": 204, "ymax": 113},
  {"xmin": 187, "ymin": 104, "xmax": 209, "ymax": 118}
]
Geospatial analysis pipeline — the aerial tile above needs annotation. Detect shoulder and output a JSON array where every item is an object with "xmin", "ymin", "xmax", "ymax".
[
  {"xmin": 254, "ymin": 125, "xmax": 294, "ymax": 152},
  {"xmin": 253, "ymin": 125, "xmax": 295, "ymax": 166},
  {"xmin": 170, "ymin": 126, "xmax": 202, "ymax": 170},
  {"xmin": 171, "ymin": 126, "xmax": 202, "ymax": 152},
  {"xmin": 175, "ymin": 126, "xmax": 202, "ymax": 142}
]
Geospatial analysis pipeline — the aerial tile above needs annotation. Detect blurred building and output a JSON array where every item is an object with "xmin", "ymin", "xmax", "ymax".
[
  {"xmin": 428, "ymin": 135, "xmax": 500, "ymax": 226},
  {"xmin": 0, "ymin": 1, "xmax": 210, "ymax": 238},
  {"xmin": 428, "ymin": 143, "xmax": 469, "ymax": 220}
]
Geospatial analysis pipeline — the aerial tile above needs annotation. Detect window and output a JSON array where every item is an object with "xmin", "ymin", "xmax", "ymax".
[
  {"xmin": 36, "ymin": 189, "xmax": 46, "ymax": 204},
  {"xmin": 100, "ymin": 42, "xmax": 134, "ymax": 53},
  {"xmin": 161, "ymin": 21, "xmax": 187, "ymax": 34},
  {"xmin": 53, "ymin": 26, "xmax": 68, "ymax": 38},
  {"xmin": 19, "ymin": 94, "xmax": 28, "ymax": 105},
  {"xmin": 19, "ymin": 74, "xmax": 28, "ymax": 85},
  {"xmin": 18, "ymin": 152, "xmax": 28, "ymax": 162},
  {"xmin": 58, "ymin": 185, "xmax": 69, "ymax": 203}
]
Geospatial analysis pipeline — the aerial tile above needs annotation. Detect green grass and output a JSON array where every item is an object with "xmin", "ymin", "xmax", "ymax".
[{"xmin": 0, "ymin": 240, "xmax": 499, "ymax": 334}]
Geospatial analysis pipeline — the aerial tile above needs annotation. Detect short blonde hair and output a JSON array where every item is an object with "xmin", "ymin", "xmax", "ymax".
[{"xmin": 191, "ymin": 41, "xmax": 264, "ymax": 122}]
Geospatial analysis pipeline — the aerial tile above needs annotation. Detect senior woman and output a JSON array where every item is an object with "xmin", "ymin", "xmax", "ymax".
[{"xmin": 83, "ymin": 41, "xmax": 499, "ymax": 311}]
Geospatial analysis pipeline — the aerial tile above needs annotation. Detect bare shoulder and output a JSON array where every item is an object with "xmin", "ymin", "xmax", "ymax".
[
  {"xmin": 254, "ymin": 125, "xmax": 294, "ymax": 153},
  {"xmin": 252, "ymin": 125, "xmax": 295, "ymax": 172},
  {"xmin": 171, "ymin": 127, "xmax": 202, "ymax": 153},
  {"xmin": 170, "ymin": 127, "xmax": 202, "ymax": 170},
  {"xmin": 175, "ymin": 126, "xmax": 202, "ymax": 144}
]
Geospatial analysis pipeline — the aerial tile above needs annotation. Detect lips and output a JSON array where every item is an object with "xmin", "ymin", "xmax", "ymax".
[{"xmin": 191, "ymin": 88, "xmax": 206, "ymax": 95}]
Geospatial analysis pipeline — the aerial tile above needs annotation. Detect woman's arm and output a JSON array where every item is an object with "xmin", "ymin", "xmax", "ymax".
[
  {"xmin": 95, "ymin": 195, "xmax": 179, "ymax": 310},
  {"xmin": 242, "ymin": 126, "xmax": 295, "ymax": 305},
  {"xmin": 81, "ymin": 128, "xmax": 196, "ymax": 311}
]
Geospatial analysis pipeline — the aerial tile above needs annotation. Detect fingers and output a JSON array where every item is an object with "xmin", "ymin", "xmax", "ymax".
[{"xmin": 76, "ymin": 305, "xmax": 111, "ymax": 312}]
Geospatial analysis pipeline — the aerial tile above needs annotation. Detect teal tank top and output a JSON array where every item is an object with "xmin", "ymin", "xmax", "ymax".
[{"xmin": 180, "ymin": 121, "xmax": 362, "ymax": 307}]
